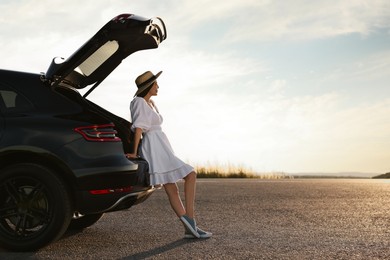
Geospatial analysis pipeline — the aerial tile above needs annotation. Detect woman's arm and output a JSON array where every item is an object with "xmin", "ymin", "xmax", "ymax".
[{"xmin": 126, "ymin": 127, "xmax": 143, "ymax": 158}]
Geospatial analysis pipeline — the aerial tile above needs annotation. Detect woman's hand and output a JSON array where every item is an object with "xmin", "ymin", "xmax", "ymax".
[
  {"xmin": 126, "ymin": 153, "xmax": 138, "ymax": 159},
  {"xmin": 127, "ymin": 127, "xmax": 143, "ymax": 159}
]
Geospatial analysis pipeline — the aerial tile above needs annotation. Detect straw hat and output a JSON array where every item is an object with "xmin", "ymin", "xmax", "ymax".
[{"xmin": 134, "ymin": 71, "xmax": 162, "ymax": 97}]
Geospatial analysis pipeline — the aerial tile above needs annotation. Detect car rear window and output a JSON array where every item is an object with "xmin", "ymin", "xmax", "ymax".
[
  {"xmin": 77, "ymin": 40, "xmax": 119, "ymax": 76},
  {"xmin": 0, "ymin": 84, "xmax": 33, "ymax": 114}
]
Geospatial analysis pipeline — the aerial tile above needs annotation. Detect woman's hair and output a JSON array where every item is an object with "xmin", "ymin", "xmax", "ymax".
[{"xmin": 136, "ymin": 85, "xmax": 152, "ymax": 97}]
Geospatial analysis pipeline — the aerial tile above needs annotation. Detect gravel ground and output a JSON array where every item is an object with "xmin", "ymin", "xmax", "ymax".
[{"xmin": 1, "ymin": 179, "xmax": 389, "ymax": 259}]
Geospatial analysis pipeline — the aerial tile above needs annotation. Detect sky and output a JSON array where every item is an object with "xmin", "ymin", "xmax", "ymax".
[{"xmin": 0, "ymin": 0, "xmax": 389, "ymax": 175}]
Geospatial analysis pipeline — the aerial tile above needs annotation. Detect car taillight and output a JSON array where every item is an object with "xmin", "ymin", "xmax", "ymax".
[
  {"xmin": 89, "ymin": 186, "xmax": 133, "ymax": 195},
  {"xmin": 74, "ymin": 124, "xmax": 121, "ymax": 142}
]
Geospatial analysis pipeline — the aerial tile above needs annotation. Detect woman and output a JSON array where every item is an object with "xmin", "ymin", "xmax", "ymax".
[{"xmin": 126, "ymin": 71, "xmax": 211, "ymax": 239}]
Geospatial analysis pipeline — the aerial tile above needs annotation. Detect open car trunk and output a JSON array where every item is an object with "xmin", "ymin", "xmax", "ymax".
[
  {"xmin": 54, "ymin": 86, "xmax": 135, "ymax": 154},
  {"xmin": 43, "ymin": 14, "xmax": 166, "ymax": 97}
]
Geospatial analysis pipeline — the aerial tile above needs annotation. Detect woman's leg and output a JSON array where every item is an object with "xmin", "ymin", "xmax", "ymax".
[
  {"xmin": 163, "ymin": 171, "xmax": 197, "ymax": 219},
  {"xmin": 164, "ymin": 183, "xmax": 186, "ymax": 217},
  {"xmin": 183, "ymin": 171, "xmax": 197, "ymax": 219},
  {"xmin": 165, "ymin": 172, "xmax": 211, "ymax": 238}
]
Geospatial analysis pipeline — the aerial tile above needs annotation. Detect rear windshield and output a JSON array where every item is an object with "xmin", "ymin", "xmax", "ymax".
[
  {"xmin": 77, "ymin": 40, "xmax": 119, "ymax": 76},
  {"xmin": 0, "ymin": 84, "xmax": 33, "ymax": 114}
]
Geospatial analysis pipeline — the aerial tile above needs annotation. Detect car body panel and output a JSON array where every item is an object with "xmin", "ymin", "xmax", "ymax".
[{"xmin": 0, "ymin": 118, "xmax": 4, "ymax": 141}]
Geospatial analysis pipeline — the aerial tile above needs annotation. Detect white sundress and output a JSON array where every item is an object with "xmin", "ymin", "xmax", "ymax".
[{"xmin": 130, "ymin": 97, "xmax": 194, "ymax": 185}]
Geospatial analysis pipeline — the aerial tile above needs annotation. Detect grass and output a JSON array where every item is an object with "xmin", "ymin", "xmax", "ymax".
[{"xmin": 193, "ymin": 162, "xmax": 291, "ymax": 179}]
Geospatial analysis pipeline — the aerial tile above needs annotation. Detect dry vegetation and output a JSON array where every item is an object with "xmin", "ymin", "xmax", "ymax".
[{"xmin": 194, "ymin": 162, "xmax": 291, "ymax": 179}]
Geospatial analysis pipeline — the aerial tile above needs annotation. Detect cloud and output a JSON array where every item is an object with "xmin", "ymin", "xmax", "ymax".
[
  {"xmin": 335, "ymin": 50, "xmax": 390, "ymax": 81},
  {"xmin": 107, "ymin": 0, "xmax": 390, "ymax": 44},
  {"xmin": 222, "ymin": 0, "xmax": 390, "ymax": 42}
]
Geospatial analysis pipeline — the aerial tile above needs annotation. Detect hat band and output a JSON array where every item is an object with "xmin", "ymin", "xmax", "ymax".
[{"xmin": 138, "ymin": 76, "xmax": 157, "ymax": 89}]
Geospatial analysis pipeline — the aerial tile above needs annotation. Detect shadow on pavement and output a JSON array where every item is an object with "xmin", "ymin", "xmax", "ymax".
[{"xmin": 121, "ymin": 238, "xmax": 203, "ymax": 259}]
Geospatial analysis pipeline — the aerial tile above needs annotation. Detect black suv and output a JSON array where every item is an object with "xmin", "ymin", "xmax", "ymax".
[{"xmin": 0, "ymin": 14, "xmax": 166, "ymax": 251}]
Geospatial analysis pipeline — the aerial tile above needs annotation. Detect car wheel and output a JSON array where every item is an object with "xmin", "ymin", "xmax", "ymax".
[
  {"xmin": 0, "ymin": 163, "xmax": 73, "ymax": 251},
  {"xmin": 68, "ymin": 213, "xmax": 104, "ymax": 230}
]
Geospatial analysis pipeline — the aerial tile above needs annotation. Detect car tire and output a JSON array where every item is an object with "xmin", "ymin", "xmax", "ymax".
[
  {"xmin": 68, "ymin": 213, "xmax": 104, "ymax": 230},
  {"xmin": 0, "ymin": 163, "xmax": 73, "ymax": 251}
]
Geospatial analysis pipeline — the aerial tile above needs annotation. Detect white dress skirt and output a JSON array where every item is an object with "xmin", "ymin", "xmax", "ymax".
[{"xmin": 130, "ymin": 97, "xmax": 194, "ymax": 185}]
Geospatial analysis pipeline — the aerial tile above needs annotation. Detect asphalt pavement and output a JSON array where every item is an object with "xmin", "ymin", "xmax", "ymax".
[{"xmin": 1, "ymin": 179, "xmax": 389, "ymax": 259}]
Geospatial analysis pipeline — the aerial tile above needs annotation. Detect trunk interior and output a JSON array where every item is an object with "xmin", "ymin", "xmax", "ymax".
[{"xmin": 54, "ymin": 86, "xmax": 135, "ymax": 154}]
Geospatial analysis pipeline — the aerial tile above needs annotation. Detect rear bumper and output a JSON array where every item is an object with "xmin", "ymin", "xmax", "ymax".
[
  {"xmin": 74, "ymin": 158, "xmax": 150, "ymax": 190},
  {"xmin": 76, "ymin": 185, "xmax": 159, "ymax": 214},
  {"xmin": 73, "ymin": 158, "xmax": 154, "ymax": 214}
]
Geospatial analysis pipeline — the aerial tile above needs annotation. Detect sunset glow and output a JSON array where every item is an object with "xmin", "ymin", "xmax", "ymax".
[{"xmin": 1, "ymin": 1, "xmax": 389, "ymax": 175}]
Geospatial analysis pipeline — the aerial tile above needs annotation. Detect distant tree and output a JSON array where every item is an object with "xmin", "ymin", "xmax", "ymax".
[{"xmin": 372, "ymin": 172, "xmax": 390, "ymax": 179}]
